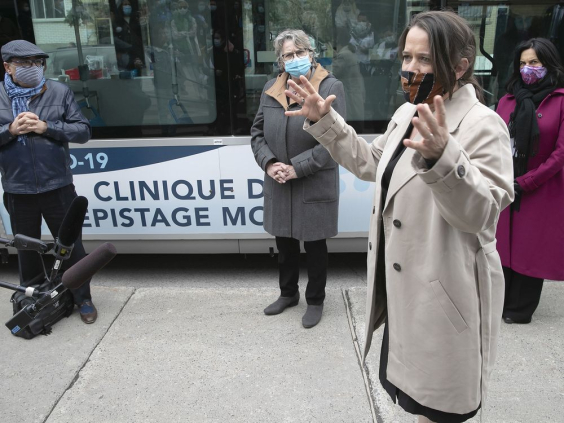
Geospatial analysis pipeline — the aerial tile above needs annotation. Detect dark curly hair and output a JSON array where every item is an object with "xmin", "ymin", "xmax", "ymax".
[{"xmin": 506, "ymin": 38, "xmax": 564, "ymax": 94}]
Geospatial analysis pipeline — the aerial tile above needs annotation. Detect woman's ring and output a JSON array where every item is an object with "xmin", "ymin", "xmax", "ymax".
[{"xmin": 301, "ymin": 97, "xmax": 305, "ymax": 105}]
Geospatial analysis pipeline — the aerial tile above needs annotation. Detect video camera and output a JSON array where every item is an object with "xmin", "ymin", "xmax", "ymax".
[{"xmin": 0, "ymin": 196, "xmax": 116, "ymax": 338}]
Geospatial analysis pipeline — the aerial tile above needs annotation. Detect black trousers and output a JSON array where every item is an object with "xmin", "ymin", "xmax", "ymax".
[
  {"xmin": 3, "ymin": 185, "xmax": 92, "ymax": 305},
  {"xmin": 275, "ymin": 236, "xmax": 327, "ymax": 305},
  {"xmin": 503, "ymin": 266, "xmax": 544, "ymax": 322}
]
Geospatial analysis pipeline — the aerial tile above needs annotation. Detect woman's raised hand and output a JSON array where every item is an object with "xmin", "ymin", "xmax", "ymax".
[
  {"xmin": 285, "ymin": 75, "xmax": 336, "ymax": 122},
  {"xmin": 404, "ymin": 96, "xmax": 450, "ymax": 160}
]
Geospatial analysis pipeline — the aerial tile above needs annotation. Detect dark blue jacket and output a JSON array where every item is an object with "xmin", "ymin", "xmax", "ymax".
[{"xmin": 0, "ymin": 80, "xmax": 91, "ymax": 194}]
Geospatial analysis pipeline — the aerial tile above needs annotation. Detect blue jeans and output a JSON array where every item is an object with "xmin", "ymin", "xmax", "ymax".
[{"xmin": 3, "ymin": 185, "xmax": 92, "ymax": 305}]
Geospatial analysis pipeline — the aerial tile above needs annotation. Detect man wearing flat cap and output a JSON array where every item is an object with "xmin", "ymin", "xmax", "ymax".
[{"xmin": 0, "ymin": 40, "xmax": 98, "ymax": 324}]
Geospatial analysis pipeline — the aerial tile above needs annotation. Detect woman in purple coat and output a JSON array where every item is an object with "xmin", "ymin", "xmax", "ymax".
[{"xmin": 496, "ymin": 38, "xmax": 564, "ymax": 324}]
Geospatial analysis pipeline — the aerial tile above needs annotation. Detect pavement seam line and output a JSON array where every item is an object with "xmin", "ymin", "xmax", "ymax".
[
  {"xmin": 343, "ymin": 256, "xmax": 367, "ymax": 284},
  {"xmin": 42, "ymin": 287, "xmax": 137, "ymax": 423},
  {"xmin": 342, "ymin": 288, "xmax": 381, "ymax": 423}
]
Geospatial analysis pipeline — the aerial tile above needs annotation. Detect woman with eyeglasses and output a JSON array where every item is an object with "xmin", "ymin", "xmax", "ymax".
[
  {"xmin": 251, "ymin": 29, "xmax": 345, "ymax": 328},
  {"xmin": 495, "ymin": 38, "xmax": 564, "ymax": 324}
]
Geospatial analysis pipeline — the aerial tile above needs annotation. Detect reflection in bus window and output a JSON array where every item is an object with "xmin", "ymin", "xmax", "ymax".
[
  {"xmin": 242, "ymin": 0, "xmax": 423, "ymax": 127},
  {"xmin": 23, "ymin": 0, "xmax": 564, "ymax": 136},
  {"xmin": 33, "ymin": 0, "xmax": 216, "ymax": 129},
  {"xmin": 464, "ymin": 3, "xmax": 564, "ymax": 105}
]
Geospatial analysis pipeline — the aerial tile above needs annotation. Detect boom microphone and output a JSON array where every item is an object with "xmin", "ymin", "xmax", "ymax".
[
  {"xmin": 58, "ymin": 196, "xmax": 89, "ymax": 247},
  {"xmin": 62, "ymin": 243, "xmax": 117, "ymax": 290},
  {"xmin": 51, "ymin": 196, "xmax": 88, "ymax": 280}
]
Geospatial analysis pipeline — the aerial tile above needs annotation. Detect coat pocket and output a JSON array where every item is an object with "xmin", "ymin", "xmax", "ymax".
[
  {"xmin": 430, "ymin": 279, "xmax": 468, "ymax": 334},
  {"xmin": 302, "ymin": 168, "xmax": 338, "ymax": 203}
]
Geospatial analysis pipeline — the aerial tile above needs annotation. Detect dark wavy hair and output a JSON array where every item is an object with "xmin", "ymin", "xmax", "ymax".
[
  {"xmin": 398, "ymin": 10, "xmax": 485, "ymax": 103},
  {"xmin": 505, "ymin": 38, "xmax": 564, "ymax": 94}
]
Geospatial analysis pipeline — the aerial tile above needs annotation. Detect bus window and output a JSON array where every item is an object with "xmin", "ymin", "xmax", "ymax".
[
  {"xmin": 33, "ymin": 0, "xmax": 216, "ymax": 131},
  {"xmin": 449, "ymin": 1, "xmax": 564, "ymax": 106},
  {"xmin": 240, "ymin": 0, "xmax": 434, "ymax": 135}
]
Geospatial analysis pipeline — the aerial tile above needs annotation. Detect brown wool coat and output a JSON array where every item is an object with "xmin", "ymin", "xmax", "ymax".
[{"xmin": 305, "ymin": 84, "xmax": 514, "ymax": 414}]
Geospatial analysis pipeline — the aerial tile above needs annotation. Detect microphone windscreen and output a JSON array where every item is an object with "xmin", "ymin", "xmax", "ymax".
[
  {"xmin": 58, "ymin": 196, "xmax": 88, "ymax": 246},
  {"xmin": 62, "ymin": 243, "xmax": 117, "ymax": 290}
]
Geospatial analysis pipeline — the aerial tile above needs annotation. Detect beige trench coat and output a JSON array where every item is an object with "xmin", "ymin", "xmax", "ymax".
[{"xmin": 305, "ymin": 84, "xmax": 514, "ymax": 414}]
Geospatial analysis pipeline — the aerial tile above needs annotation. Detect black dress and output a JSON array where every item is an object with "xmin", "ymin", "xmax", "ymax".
[{"xmin": 377, "ymin": 120, "xmax": 480, "ymax": 423}]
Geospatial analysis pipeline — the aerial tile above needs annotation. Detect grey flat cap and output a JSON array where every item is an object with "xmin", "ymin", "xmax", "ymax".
[{"xmin": 1, "ymin": 40, "xmax": 49, "ymax": 62}]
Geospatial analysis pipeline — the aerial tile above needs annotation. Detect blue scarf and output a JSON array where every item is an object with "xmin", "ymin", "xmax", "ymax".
[{"xmin": 3, "ymin": 73, "xmax": 46, "ymax": 145}]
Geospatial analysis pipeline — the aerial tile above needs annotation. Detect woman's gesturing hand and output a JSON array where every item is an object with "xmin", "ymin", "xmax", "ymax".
[
  {"xmin": 284, "ymin": 75, "xmax": 336, "ymax": 122},
  {"xmin": 404, "ymin": 96, "xmax": 450, "ymax": 160}
]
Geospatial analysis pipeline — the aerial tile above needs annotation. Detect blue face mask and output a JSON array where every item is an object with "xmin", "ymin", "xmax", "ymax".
[
  {"xmin": 123, "ymin": 5, "xmax": 132, "ymax": 15},
  {"xmin": 284, "ymin": 56, "xmax": 311, "ymax": 78}
]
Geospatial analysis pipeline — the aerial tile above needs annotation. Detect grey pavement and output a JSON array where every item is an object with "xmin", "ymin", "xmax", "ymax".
[{"xmin": 0, "ymin": 254, "xmax": 562, "ymax": 423}]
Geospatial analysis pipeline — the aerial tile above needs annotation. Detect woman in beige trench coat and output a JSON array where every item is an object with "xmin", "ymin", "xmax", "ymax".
[{"xmin": 286, "ymin": 11, "xmax": 514, "ymax": 423}]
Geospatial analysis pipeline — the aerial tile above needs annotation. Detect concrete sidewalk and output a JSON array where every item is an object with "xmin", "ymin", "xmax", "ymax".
[
  {"xmin": 0, "ymin": 255, "xmax": 562, "ymax": 423},
  {"xmin": 0, "ymin": 286, "xmax": 373, "ymax": 423},
  {"xmin": 346, "ymin": 283, "xmax": 564, "ymax": 423}
]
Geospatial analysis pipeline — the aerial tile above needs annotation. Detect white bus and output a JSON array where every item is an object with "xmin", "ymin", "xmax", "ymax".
[{"xmin": 0, "ymin": 0, "xmax": 562, "ymax": 253}]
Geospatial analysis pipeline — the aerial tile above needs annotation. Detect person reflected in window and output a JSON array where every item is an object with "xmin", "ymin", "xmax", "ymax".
[
  {"xmin": 251, "ymin": 30, "xmax": 345, "ymax": 329},
  {"xmin": 0, "ymin": 14, "xmax": 19, "ymax": 48},
  {"xmin": 209, "ymin": 0, "xmax": 223, "ymax": 29},
  {"xmin": 253, "ymin": 2, "xmax": 267, "ymax": 73},
  {"xmin": 53, "ymin": 0, "xmax": 66, "ymax": 18},
  {"xmin": 496, "ymin": 38, "xmax": 564, "ymax": 324},
  {"xmin": 229, "ymin": 0, "xmax": 243, "ymax": 46},
  {"xmin": 0, "ymin": 13, "xmax": 20, "ymax": 80},
  {"xmin": 350, "ymin": 11, "xmax": 375, "ymax": 77},
  {"xmin": 171, "ymin": 1, "xmax": 199, "ymax": 57},
  {"xmin": 332, "ymin": 29, "xmax": 364, "ymax": 123},
  {"xmin": 212, "ymin": 29, "xmax": 243, "ymax": 132},
  {"xmin": 335, "ymin": 0, "xmax": 359, "ymax": 41},
  {"xmin": 374, "ymin": 26, "xmax": 398, "ymax": 61},
  {"xmin": 172, "ymin": 1, "xmax": 207, "ymax": 99},
  {"xmin": 113, "ymin": 0, "xmax": 145, "ymax": 72},
  {"xmin": 285, "ymin": 11, "xmax": 513, "ymax": 421},
  {"xmin": 17, "ymin": 1, "xmax": 35, "ymax": 44},
  {"xmin": 193, "ymin": 0, "xmax": 211, "ymax": 57},
  {"xmin": 371, "ymin": 25, "xmax": 399, "ymax": 119}
]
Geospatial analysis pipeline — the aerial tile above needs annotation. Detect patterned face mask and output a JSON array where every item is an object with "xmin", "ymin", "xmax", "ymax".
[
  {"xmin": 400, "ymin": 70, "xmax": 444, "ymax": 105},
  {"xmin": 520, "ymin": 65, "xmax": 547, "ymax": 85},
  {"xmin": 15, "ymin": 65, "xmax": 44, "ymax": 88}
]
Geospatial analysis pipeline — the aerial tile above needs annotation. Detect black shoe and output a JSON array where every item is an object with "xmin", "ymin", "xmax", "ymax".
[
  {"xmin": 264, "ymin": 292, "xmax": 300, "ymax": 315},
  {"xmin": 503, "ymin": 316, "xmax": 532, "ymax": 324},
  {"xmin": 302, "ymin": 304, "xmax": 323, "ymax": 328}
]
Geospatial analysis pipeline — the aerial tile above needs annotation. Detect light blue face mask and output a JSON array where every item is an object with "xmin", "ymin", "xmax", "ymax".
[{"xmin": 284, "ymin": 56, "xmax": 311, "ymax": 78}]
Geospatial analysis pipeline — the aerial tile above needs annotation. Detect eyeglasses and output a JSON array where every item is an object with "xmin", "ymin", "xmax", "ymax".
[
  {"xmin": 10, "ymin": 59, "xmax": 46, "ymax": 68},
  {"xmin": 281, "ymin": 49, "xmax": 309, "ymax": 62}
]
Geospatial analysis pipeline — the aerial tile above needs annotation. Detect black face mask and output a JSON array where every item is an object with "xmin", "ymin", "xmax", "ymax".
[{"xmin": 400, "ymin": 70, "xmax": 444, "ymax": 105}]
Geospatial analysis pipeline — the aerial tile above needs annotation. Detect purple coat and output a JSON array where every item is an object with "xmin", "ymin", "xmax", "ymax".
[{"xmin": 496, "ymin": 88, "xmax": 564, "ymax": 280}]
